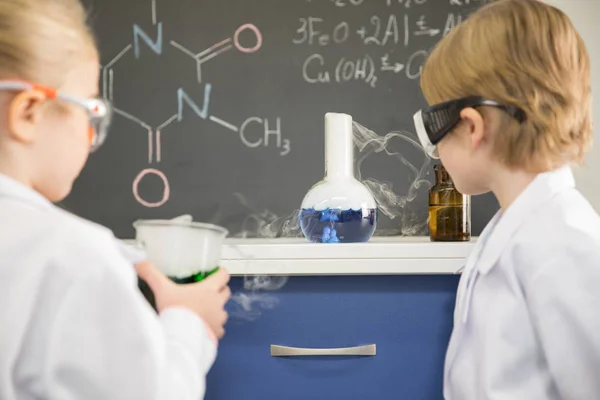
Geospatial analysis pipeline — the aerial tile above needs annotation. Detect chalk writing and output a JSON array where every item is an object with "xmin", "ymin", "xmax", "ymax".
[
  {"xmin": 293, "ymin": 17, "xmax": 351, "ymax": 45},
  {"xmin": 133, "ymin": 168, "xmax": 170, "ymax": 208},
  {"xmin": 294, "ymin": 0, "xmax": 478, "ymax": 87},
  {"xmin": 386, "ymin": 0, "xmax": 429, "ymax": 7},
  {"xmin": 359, "ymin": 16, "xmax": 399, "ymax": 46},
  {"xmin": 406, "ymin": 50, "xmax": 427, "ymax": 79},
  {"xmin": 133, "ymin": 23, "xmax": 163, "ymax": 58},
  {"xmin": 100, "ymin": 0, "xmax": 482, "ymax": 209},
  {"xmin": 414, "ymin": 15, "xmax": 440, "ymax": 37},
  {"xmin": 177, "ymin": 85, "xmax": 211, "ymax": 121},
  {"xmin": 102, "ymin": 45, "xmax": 132, "ymax": 101},
  {"xmin": 449, "ymin": 0, "xmax": 490, "ymax": 6},
  {"xmin": 381, "ymin": 53, "xmax": 404, "ymax": 73},
  {"xmin": 170, "ymin": 23, "xmax": 261, "ymax": 83},
  {"xmin": 333, "ymin": 0, "xmax": 364, "ymax": 6},
  {"xmin": 240, "ymin": 118, "xmax": 291, "ymax": 156},
  {"xmin": 302, "ymin": 53, "xmax": 377, "ymax": 87},
  {"xmin": 234, "ymin": 24, "xmax": 263, "ymax": 53},
  {"xmin": 301, "ymin": 47, "xmax": 426, "ymax": 86},
  {"xmin": 102, "ymin": 2, "xmax": 291, "ymax": 209},
  {"xmin": 292, "ymin": 13, "xmax": 461, "ymax": 49},
  {"xmin": 444, "ymin": 13, "xmax": 463, "ymax": 36}
]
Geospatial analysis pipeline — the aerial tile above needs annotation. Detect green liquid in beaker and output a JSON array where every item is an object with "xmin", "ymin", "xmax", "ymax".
[
  {"xmin": 169, "ymin": 266, "xmax": 220, "ymax": 284},
  {"xmin": 138, "ymin": 266, "xmax": 220, "ymax": 312}
]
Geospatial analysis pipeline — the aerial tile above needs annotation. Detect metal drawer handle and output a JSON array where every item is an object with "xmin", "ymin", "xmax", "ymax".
[{"xmin": 271, "ymin": 344, "xmax": 376, "ymax": 357}]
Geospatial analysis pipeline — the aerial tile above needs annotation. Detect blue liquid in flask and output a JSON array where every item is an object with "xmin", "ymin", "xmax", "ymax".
[{"xmin": 299, "ymin": 208, "xmax": 377, "ymax": 243}]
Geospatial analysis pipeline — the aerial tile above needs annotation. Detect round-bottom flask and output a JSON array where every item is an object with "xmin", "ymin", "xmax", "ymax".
[{"xmin": 300, "ymin": 113, "xmax": 378, "ymax": 243}]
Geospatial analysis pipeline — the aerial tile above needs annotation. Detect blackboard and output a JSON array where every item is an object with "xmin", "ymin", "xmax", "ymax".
[{"xmin": 65, "ymin": 0, "xmax": 498, "ymax": 239}]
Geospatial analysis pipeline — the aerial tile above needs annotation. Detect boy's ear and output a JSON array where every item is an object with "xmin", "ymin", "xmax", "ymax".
[
  {"xmin": 459, "ymin": 107, "xmax": 485, "ymax": 151},
  {"xmin": 8, "ymin": 91, "xmax": 46, "ymax": 144}
]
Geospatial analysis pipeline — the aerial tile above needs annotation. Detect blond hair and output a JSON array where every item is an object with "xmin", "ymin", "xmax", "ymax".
[
  {"xmin": 420, "ymin": 0, "xmax": 592, "ymax": 172},
  {"xmin": 0, "ymin": 0, "xmax": 97, "ymax": 88}
]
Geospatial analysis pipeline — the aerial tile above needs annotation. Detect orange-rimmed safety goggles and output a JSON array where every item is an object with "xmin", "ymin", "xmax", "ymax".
[{"xmin": 0, "ymin": 80, "xmax": 112, "ymax": 153}]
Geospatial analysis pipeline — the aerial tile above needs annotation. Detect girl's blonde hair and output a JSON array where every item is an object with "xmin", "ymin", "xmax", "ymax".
[
  {"xmin": 421, "ymin": 0, "xmax": 592, "ymax": 172},
  {"xmin": 0, "ymin": 0, "xmax": 97, "ymax": 88}
]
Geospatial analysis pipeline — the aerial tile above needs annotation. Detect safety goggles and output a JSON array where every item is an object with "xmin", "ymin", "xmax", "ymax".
[
  {"xmin": 0, "ymin": 80, "xmax": 112, "ymax": 152},
  {"xmin": 413, "ymin": 96, "xmax": 526, "ymax": 159}
]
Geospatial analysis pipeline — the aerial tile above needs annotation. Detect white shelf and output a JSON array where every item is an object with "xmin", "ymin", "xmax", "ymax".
[
  {"xmin": 122, "ymin": 236, "xmax": 476, "ymax": 276},
  {"xmin": 221, "ymin": 237, "xmax": 475, "ymax": 276}
]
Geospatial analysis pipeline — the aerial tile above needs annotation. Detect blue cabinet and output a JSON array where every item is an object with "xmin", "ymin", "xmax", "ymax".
[{"xmin": 206, "ymin": 275, "xmax": 459, "ymax": 400}]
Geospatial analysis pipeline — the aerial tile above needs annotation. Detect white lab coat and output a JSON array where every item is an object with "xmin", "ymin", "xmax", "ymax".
[
  {"xmin": 0, "ymin": 173, "xmax": 217, "ymax": 400},
  {"xmin": 444, "ymin": 166, "xmax": 600, "ymax": 400}
]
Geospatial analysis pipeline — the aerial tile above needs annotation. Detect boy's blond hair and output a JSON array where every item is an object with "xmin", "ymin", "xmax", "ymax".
[
  {"xmin": 420, "ymin": 0, "xmax": 592, "ymax": 172},
  {"xmin": 0, "ymin": 0, "xmax": 97, "ymax": 88}
]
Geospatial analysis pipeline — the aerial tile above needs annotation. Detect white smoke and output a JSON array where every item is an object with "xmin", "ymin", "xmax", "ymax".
[
  {"xmin": 227, "ymin": 194, "xmax": 295, "ymax": 321},
  {"xmin": 353, "ymin": 121, "xmax": 432, "ymax": 236},
  {"xmin": 233, "ymin": 193, "xmax": 302, "ymax": 239},
  {"xmin": 228, "ymin": 122, "xmax": 432, "ymax": 321}
]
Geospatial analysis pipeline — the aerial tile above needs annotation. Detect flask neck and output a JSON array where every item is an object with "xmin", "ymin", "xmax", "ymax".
[{"xmin": 324, "ymin": 113, "xmax": 354, "ymax": 180}]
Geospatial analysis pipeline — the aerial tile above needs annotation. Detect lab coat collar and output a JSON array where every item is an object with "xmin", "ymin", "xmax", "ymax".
[
  {"xmin": 0, "ymin": 173, "xmax": 53, "ymax": 210},
  {"xmin": 476, "ymin": 165, "xmax": 575, "ymax": 276}
]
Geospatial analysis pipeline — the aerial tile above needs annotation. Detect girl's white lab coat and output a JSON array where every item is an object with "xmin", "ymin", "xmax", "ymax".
[
  {"xmin": 0, "ymin": 174, "xmax": 217, "ymax": 400},
  {"xmin": 445, "ymin": 166, "xmax": 600, "ymax": 400}
]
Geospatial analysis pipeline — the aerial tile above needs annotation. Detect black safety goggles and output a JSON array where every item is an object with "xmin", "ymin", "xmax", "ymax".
[{"xmin": 413, "ymin": 96, "xmax": 526, "ymax": 159}]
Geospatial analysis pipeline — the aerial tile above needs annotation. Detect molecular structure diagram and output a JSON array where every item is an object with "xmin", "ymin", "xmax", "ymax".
[{"xmin": 101, "ymin": 0, "xmax": 291, "ymax": 208}]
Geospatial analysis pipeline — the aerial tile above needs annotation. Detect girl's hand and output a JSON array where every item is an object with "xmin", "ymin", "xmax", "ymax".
[{"xmin": 135, "ymin": 261, "xmax": 231, "ymax": 339}]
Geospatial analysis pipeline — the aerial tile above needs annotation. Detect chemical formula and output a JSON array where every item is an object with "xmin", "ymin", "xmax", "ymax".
[
  {"xmin": 294, "ymin": 0, "xmax": 487, "ymax": 87},
  {"xmin": 101, "ymin": 0, "xmax": 291, "ymax": 208}
]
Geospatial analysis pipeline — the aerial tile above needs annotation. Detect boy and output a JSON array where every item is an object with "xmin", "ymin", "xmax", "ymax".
[{"xmin": 413, "ymin": 0, "xmax": 600, "ymax": 398}]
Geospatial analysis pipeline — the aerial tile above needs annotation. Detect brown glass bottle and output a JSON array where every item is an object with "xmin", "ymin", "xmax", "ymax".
[{"xmin": 429, "ymin": 164, "xmax": 471, "ymax": 242}]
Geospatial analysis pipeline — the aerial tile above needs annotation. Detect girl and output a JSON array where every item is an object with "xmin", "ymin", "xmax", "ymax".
[
  {"xmin": 0, "ymin": 0, "xmax": 230, "ymax": 399},
  {"xmin": 413, "ymin": 0, "xmax": 600, "ymax": 398}
]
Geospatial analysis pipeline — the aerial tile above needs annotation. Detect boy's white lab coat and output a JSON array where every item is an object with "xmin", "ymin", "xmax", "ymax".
[
  {"xmin": 0, "ymin": 174, "xmax": 217, "ymax": 400},
  {"xmin": 445, "ymin": 166, "xmax": 600, "ymax": 400}
]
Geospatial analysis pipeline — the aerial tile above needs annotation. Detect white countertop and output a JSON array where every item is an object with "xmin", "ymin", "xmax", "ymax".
[
  {"xmin": 221, "ymin": 236, "xmax": 475, "ymax": 276},
  {"xmin": 122, "ymin": 236, "xmax": 476, "ymax": 276}
]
